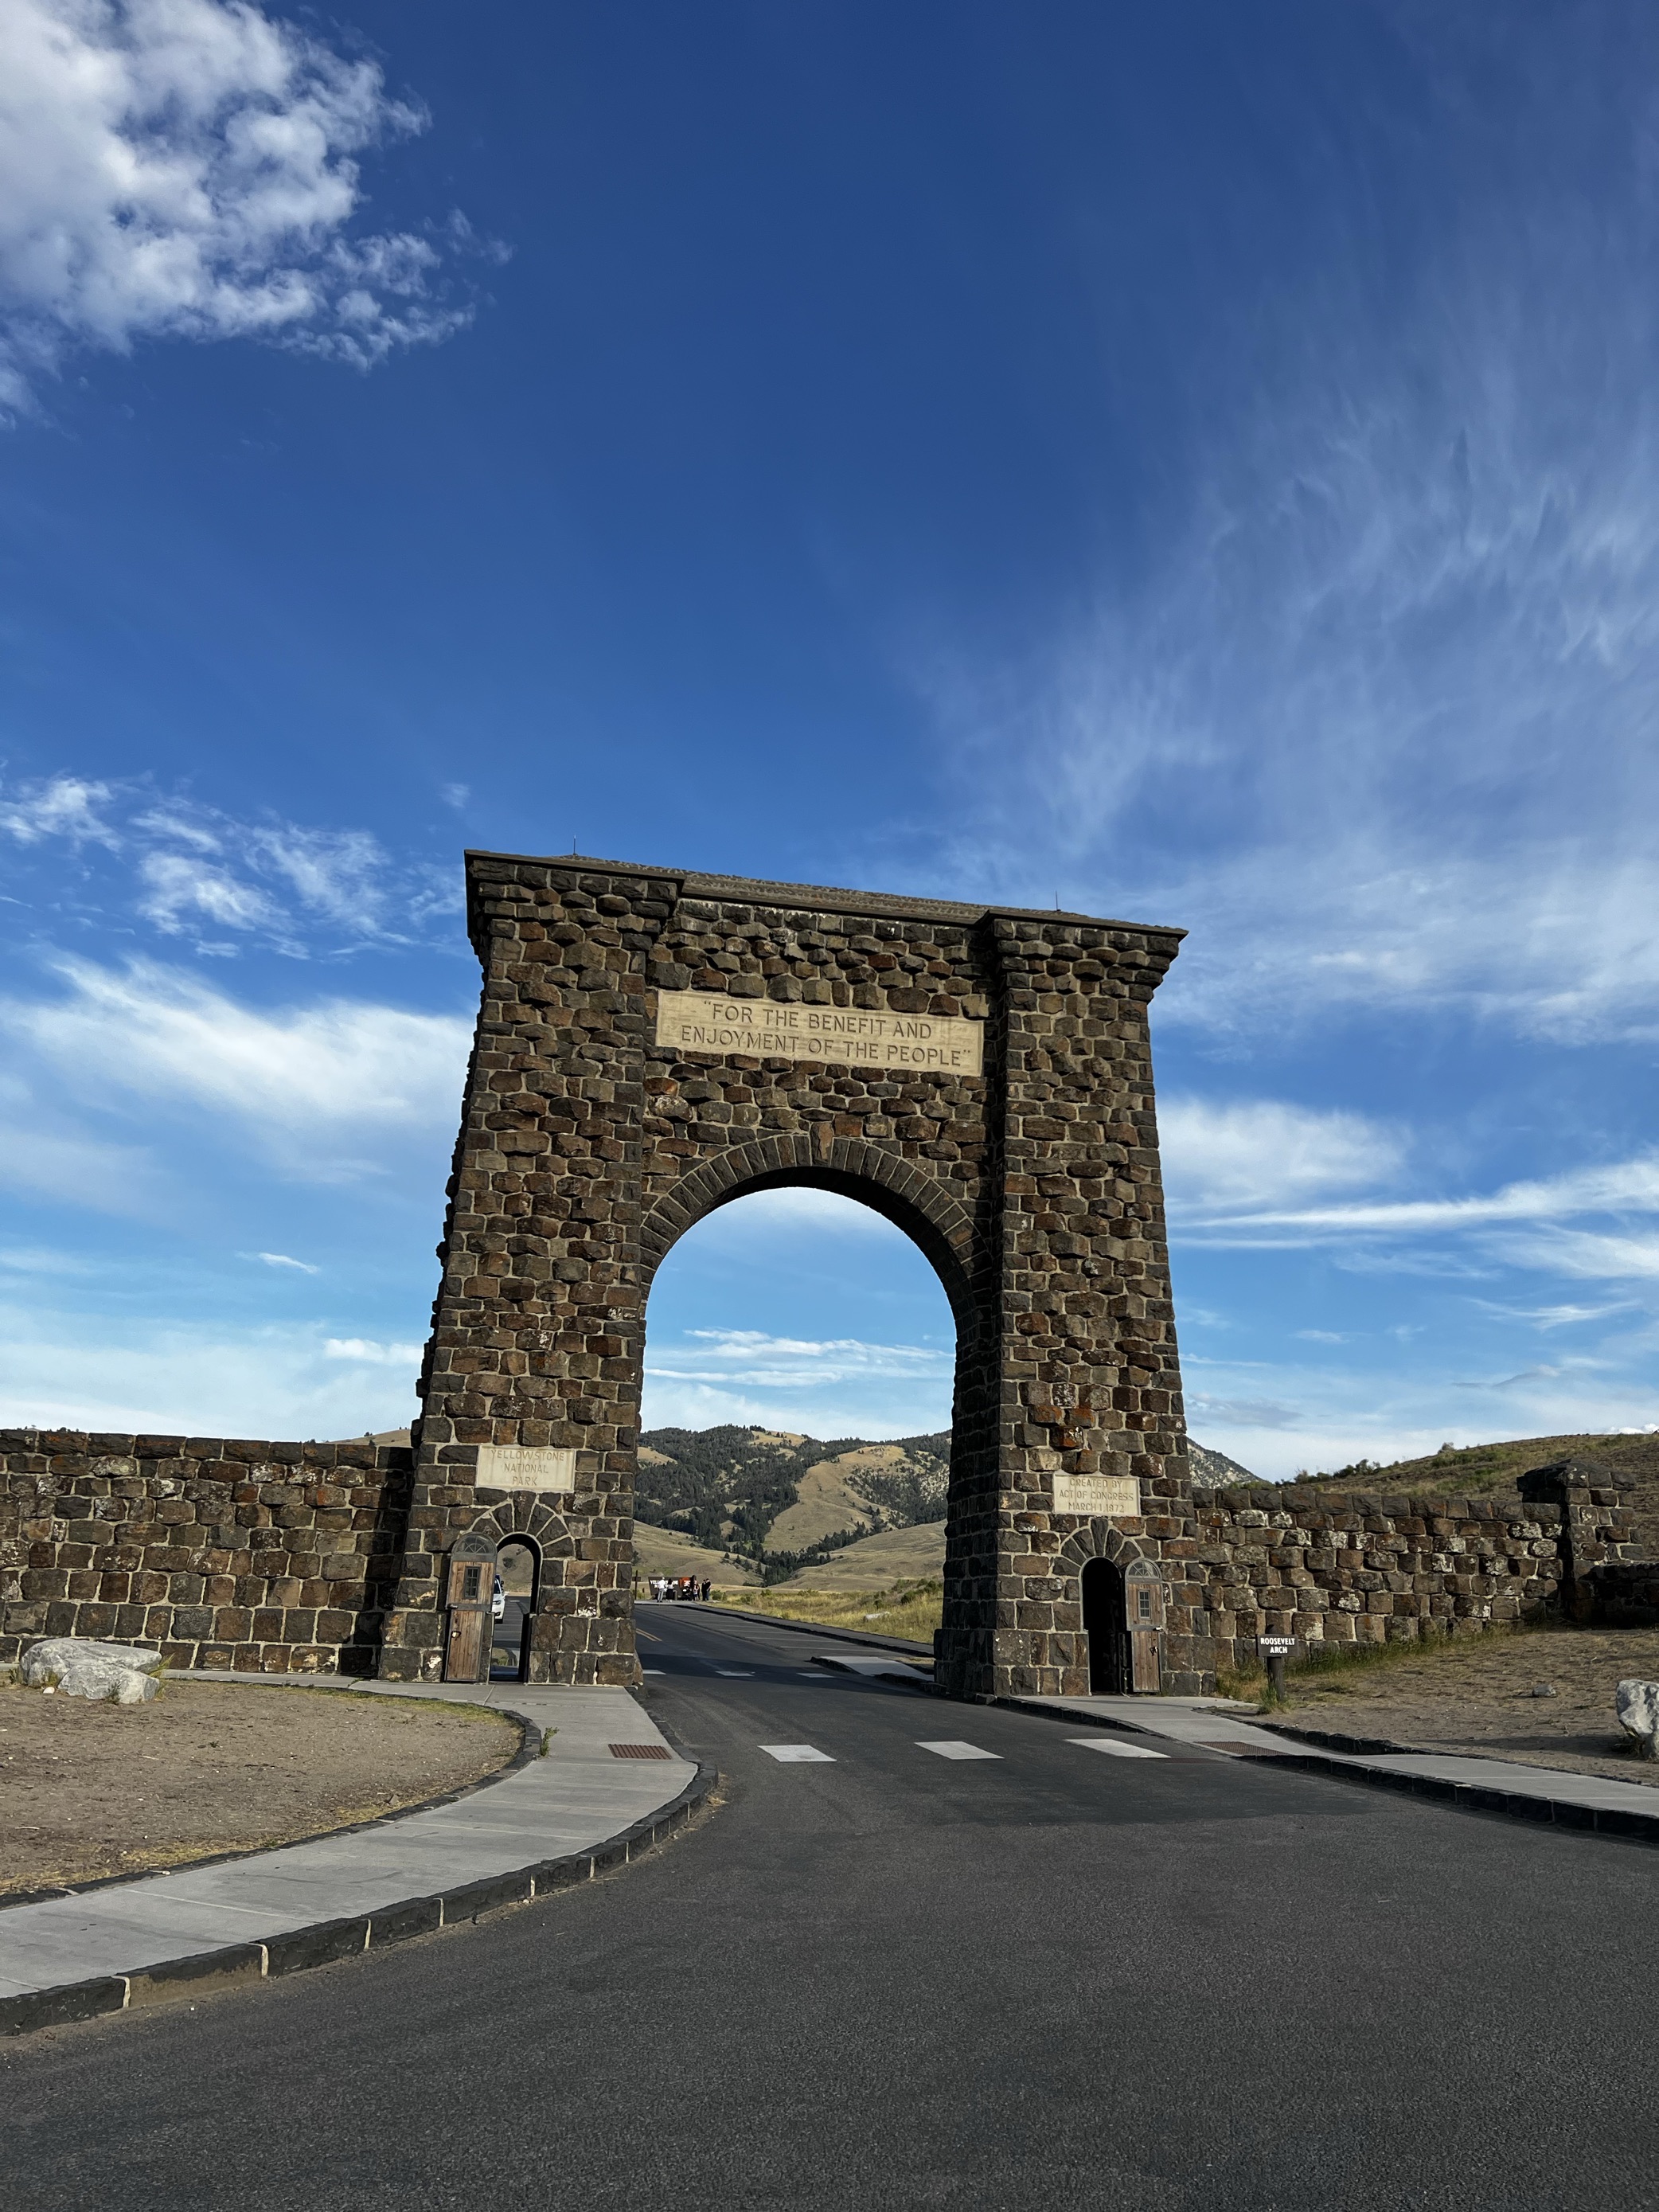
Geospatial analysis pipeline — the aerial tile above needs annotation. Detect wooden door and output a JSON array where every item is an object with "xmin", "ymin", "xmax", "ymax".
[
  {"xmin": 442, "ymin": 1534, "xmax": 498, "ymax": 1683},
  {"xmin": 1125, "ymin": 1561, "xmax": 1165, "ymax": 1693},
  {"xmin": 445, "ymin": 1604, "xmax": 489, "ymax": 1682}
]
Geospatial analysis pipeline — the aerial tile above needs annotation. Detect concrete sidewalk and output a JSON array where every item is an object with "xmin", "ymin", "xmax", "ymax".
[
  {"xmin": 1, "ymin": 1675, "xmax": 711, "ymax": 2036},
  {"xmin": 1007, "ymin": 1692, "xmax": 1659, "ymax": 1843}
]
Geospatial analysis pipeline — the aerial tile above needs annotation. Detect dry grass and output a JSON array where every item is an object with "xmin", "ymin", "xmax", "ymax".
[
  {"xmin": 1216, "ymin": 1622, "xmax": 1536, "ymax": 1707},
  {"xmin": 0, "ymin": 1677, "xmax": 518, "ymax": 1896},
  {"xmin": 709, "ymin": 1580, "xmax": 943, "ymax": 1643},
  {"xmin": 1231, "ymin": 1621, "xmax": 1659, "ymax": 1785}
]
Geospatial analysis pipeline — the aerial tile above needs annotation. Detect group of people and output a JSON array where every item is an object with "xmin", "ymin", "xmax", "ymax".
[{"xmin": 646, "ymin": 1575, "xmax": 711, "ymax": 1602}]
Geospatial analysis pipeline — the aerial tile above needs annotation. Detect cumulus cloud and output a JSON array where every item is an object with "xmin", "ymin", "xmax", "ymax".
[
  {"xmin": 1, "ymin": 956, "xmax": 470, "ymax": 1177},
  {"xmin": 0, "ymin": 0, "xmax": 485, "ymax": 408},
  {"xmin": 324, "ymin": 1335, "xmax": 421, "ymax": 1363},
  {"xmin": 1159, "ymin": 1096, "xmax": 1403, "ymax": 1214}
]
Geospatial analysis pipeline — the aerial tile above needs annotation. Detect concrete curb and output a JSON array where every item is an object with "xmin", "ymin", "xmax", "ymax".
[
  {"xmin": 681, "ymin": 1603, "xmax": 933, "ymax": 1655},
  {"xmin": 989, "ymin": 1695, "xmax": 1153, "ymax": 1737},
  {"xmin": 1236, "ymin": 1746, "xmax": 1659, "ymax": 1846},
  {"xmin": 996, "ymin": 1694, "xmax": 1659, "ymax": 1847},
  {"xmin": 0, "ymin": 1759, "xmax": 718, "ymax": 2038}
]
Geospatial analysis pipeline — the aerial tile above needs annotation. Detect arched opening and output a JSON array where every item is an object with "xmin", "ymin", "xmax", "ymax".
[
  {"xmin": 638, "ymin": 1178, "xmax": 960, "ymax": 1601},
  {"xmin": 490, "ymin": 1537, "xmax": 539, "ymax": 1682},
  {"xmin": 1081, "ymin": 1557, "xmax": 1129, "ymax": 1694}
]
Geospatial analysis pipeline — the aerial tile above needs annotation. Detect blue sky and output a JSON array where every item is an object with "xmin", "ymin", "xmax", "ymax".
[{"xmin": 2, "ymin": 0, "xmax": 1659, "ymax": 1475}]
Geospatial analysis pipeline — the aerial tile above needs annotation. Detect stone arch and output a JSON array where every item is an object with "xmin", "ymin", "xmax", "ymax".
[
  {"xmin": 455, "ymin": 1499, "xmax": 576, "ymax": 1558},
  {"xmin": 379, "ymin": 850, "xmax": 1193, "ymax": 1699},
  {"xmin": 1056, "ymin": 1521, "xmax": 1157, "ymax": 1575},
  {"xmin": 638, "ymin": 1131, "xmax": 976, "ymax": 1325}
]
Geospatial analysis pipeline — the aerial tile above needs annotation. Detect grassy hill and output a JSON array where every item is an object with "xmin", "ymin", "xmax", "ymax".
[
  {"xmin": 782, "ymin": 1522, "xmax": 947, "ymax": 1588},
  {"xmin": 631, "ymin": 1522, "xmax": 762, "ymax": 1585},
  {"xmin": 1298, "ymin": 1430, "xmax": 1659, "ymax": 1497},
  {"xmin": 635, "ymin": 1423, "xmax": 950, "ymax": 1579}
]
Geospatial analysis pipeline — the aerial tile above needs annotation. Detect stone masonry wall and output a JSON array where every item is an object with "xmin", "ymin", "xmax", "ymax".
[
  {"xmin": 1158, "ymin": 1475, "xmax": 1639, "ymax": 1681},
  {"xmin": 1, "ymin": 1425, "xmax": 1641, "ymax": 1686},
  {"xmin": 0, "ymin": 1432, "xmax": 411, "ymax": 1674}
]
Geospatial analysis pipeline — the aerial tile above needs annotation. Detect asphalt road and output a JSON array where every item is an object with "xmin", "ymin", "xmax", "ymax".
[{"xmin": 5, "ymin": 1603, "xmax": 1658, "ymax": 2211}]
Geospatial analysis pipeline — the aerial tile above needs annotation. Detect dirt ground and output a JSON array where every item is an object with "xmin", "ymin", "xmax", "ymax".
[
  {"xmin": 0, "ymin": 1679, "xmax": 520, "ymax": 1897},
  {"xmin": 1275, "ymin": 1626, "xmax": 1659, "ymax": 1784}
]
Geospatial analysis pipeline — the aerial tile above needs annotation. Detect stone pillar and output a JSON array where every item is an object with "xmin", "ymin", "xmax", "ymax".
[
  {"xmin": 378, "ymin": 858, "xmax": 657, "ymax": 1684},
  {"xmin": 934, "ymin": 916, "xmax": 1191, "ymax": 1701}
]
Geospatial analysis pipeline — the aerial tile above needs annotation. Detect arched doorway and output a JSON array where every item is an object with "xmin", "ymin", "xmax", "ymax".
[
  {"xmin": 490, "ymin": 1538, "xmax": 539, "ymax": 1681},
  {"xmin": 1081, "ymin": 1558, "xmax": 1129, "ymax": 1694}
]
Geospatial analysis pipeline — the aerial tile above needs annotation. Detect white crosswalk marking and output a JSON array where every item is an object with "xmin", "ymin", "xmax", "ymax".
[
  {"xmin": 642, "ymin": 1667, "xmax": 665, "ymax": 1675},
  {"xmin": 760, "ymin": 1744, "xmax": 835, "ymax": 1763},
  {"xmin": 1066, "ymin": 1736, "xmax": 1169, "ymax": 1759},
  {"xmin": 916, "ymin": 1741, "xmax": 1001, "ymax": 1761},
  {"xmin": 715, "ymin": 1668, "xmax": 754, "ymax": 1678},
  {"xmin": 797, "ymin": 1671, "xmax": 833, "ymax": 1680}
]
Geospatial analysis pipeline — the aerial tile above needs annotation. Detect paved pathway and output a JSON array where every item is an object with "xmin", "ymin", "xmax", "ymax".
[{"xmin": 0, "ymin": 1675, "xmax": 697, "ymax": 2014}]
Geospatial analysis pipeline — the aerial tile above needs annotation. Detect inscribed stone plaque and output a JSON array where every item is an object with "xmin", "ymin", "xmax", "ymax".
[
  {"xmin": 654, "ymin": 989, "xmax": 984, "ymax": 1077},
  {"xmin": 1052, "ymin": 1473, "xmax": 1140, "ymax": 1518},
  {"xmin": 475, "ymin": 1445, "xmax": 577, "ymax": 1495}
]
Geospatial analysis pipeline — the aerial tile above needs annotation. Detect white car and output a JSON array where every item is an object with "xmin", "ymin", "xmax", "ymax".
[{"xmin": 492, "ymin": 1573, "xmax": 506, "ymax": 1622}]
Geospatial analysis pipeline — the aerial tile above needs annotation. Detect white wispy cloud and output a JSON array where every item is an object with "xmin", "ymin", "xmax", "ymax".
[
  {"xmin": 0, "ymin": 773, "xmax": 118, "ymax": 846},
  {"xmin": 250, "ymin": 1250, "xmax": 316, "ymax": 1272},
  {"xmin": 649, "ymin": 1327, "xmax": 948, "ymax": 1392},
  {"xmin": 1, "ymin": 956, "xmax": 470, "ymax": 1179},
  {"xmin": 139, "ymin": 850, "xmax": 284, "ymax": 935},
  {"xmin": 1168, "ymin": 1139, "xmax": 1659, "ymax": 1295},
  {"xmin": 0, "ymin": 1306, "xmax": 420, "ymax": 1433},
  {"xmin": 1184, "ymin": 1154, "xmax": 1659, "ymax": 1243},
  {"xmin": 3, "ymin": 776, "xmax": 451, "ymax": 953},
  {"xmin": 1181, "ymin": 1346, "xmax": 1659, "ymax": 1483},
  {"xmin": 0, "ymin": 0, "xmax": 484, "ymax": 408},
  {"xmin": 642, "ymin": 1326, "xmax": 952, "ymax": 1439},
  {"xmin": 923, "ymin": 77, "xmax": 1659, "ymax": 1052}
]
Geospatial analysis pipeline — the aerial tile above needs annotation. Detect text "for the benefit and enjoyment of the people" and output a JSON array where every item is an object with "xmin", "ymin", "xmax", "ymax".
[{"xmin": 654, "ymin": 988, "xmax": 985, "ymax": 1075}]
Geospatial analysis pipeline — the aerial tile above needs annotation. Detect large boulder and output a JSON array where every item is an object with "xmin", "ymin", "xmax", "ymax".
[
  {"xmin": 1614, "ymin": 1679, "xmax": 1659, "ymax": 1759},
  {"xmin": 20, "ymin": 1638, "xmax": 164, "ymax": 1706}
]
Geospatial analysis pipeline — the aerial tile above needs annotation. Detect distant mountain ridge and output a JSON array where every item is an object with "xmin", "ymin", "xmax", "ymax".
[
  {"xmin": 1186, "ymin": 1440, "xmax": 1259, "ymax": 1488},
  {"xmin": 636, "ymin": 1424, "xmax": 949, "ymax": 1570},
  {"xmin": 636, "ymin": 1424, "xmax": 1256, "ymax": 1568}
]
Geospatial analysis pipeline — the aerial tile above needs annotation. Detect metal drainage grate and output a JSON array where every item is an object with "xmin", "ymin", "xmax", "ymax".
[{"xmin": 610, "ymin": 1741, "xmax": 673, "ymax": 1760}]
